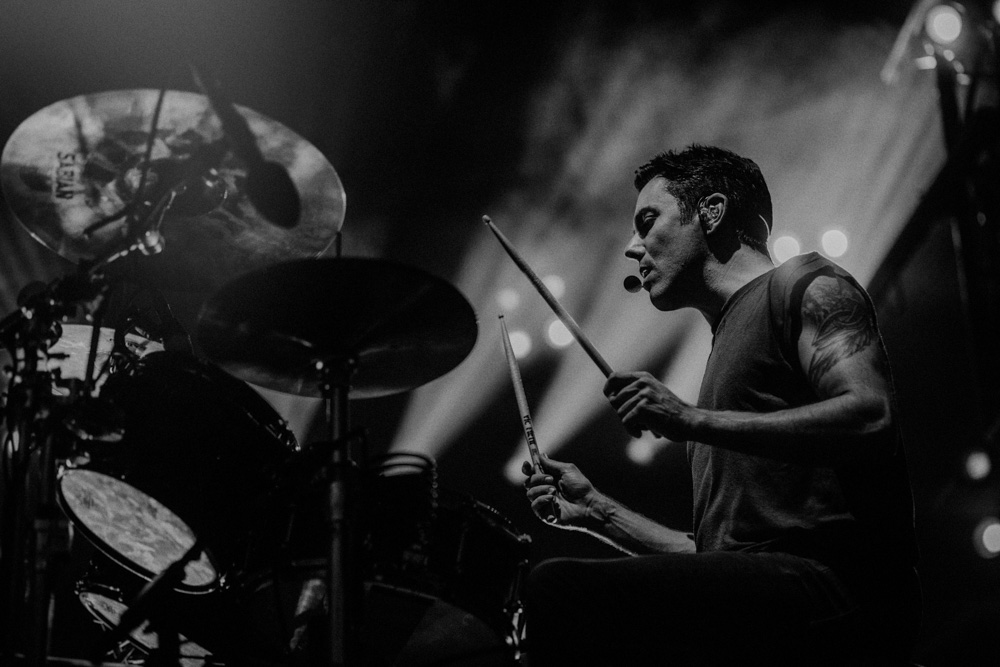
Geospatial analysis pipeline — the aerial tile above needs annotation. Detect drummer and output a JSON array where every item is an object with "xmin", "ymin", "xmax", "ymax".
[{"xmin": 522, "ymin": 145, "xmax": 920, "ymax": 665}]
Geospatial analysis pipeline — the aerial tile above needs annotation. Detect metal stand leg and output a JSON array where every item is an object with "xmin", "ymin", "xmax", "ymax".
[{"xmin": 320, "ymin": 358, "xmax": 357, "ymax": 666}]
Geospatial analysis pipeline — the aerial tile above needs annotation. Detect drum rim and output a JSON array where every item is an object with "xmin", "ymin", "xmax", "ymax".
[
  {"xmin": 76, "ymin": 580, "xmax": 128, "ymax": 632},
  {"xmin": 58, "ymin": 467, "xmax": 221, "ymax": 595},
  {"xmin": 436, "ymin": 488, "xmax": 531, "ymax": 545},
  {"xmin": 75, "ymin": 578, "xmax": 212, "ymax": 657},
  {"xmin": 128, "ymin": 350, "xmax": 298, "ymax": 452}
]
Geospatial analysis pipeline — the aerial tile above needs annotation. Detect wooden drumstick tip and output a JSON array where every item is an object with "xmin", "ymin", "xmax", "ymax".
[{"xmin": 481, "ymin": 214, "xmax": 492, "ymax": 225}]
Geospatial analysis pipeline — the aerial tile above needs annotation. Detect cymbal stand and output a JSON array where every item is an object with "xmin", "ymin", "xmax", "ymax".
[
  {"xmin": 317, "ymin": 356, "xmax": 359, "ymax": 666},
  {"xmin": 0, "ymin": 270, "xmax": 108, "ymax": 665}
]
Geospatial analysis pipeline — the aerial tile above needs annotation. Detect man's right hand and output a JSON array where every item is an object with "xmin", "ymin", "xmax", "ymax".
[{"xmin": 521, "ymin": 453, "xmax": 595, "ymax": 526}]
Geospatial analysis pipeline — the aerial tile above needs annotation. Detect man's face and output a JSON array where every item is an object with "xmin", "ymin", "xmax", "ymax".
[{"xmin": 626, "ymin": 176, "xmax": 705, "ymax": 311}]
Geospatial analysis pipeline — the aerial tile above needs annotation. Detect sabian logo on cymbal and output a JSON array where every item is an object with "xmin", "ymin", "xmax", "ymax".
[{"xmin": 54, "ymin": 151, "xmax": 81, "ymax": 200}]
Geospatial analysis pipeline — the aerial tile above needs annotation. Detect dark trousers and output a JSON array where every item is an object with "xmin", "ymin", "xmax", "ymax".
[{"xmin": 525, "ymin": 551, "xmax": 919, "ymax": 666}]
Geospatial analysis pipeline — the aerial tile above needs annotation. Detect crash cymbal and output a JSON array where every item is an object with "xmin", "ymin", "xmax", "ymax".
[
  {"xmin": 197, "ymin": 258, "xmax": 478, "ymax": 399},
  {"xmin": 0, "ymin": 89, "xmax": 344, "ymax": 292}
]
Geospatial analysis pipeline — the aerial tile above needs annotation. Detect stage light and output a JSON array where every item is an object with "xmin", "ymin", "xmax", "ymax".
[
  {"xmin": 772, "ymin": 236, "xmax": 801, "ymax": 264},
  {"xmin": 820, "ymin": 229, "xmax": 848, "ymax": 258},
  {"xmin": 497, "ymin": 287, "xmax": 521, "ymax": 311},
  {"xmin": 542, "ymin": 274, "xmax": 566, "ymax": 299},
  {"xmin": 926, "ymin": 4, "xmax": 964, "ymax": 45},
  {"xmin": 974, "ymin": 517, "xmax": 1000, "ymax": 558},
  {"xmin": 509, "ymin": 329, "xmax": 532, "ymax": 359},
  {"xmin": 546, "ymin": 318, "xmax": 574, "ymax": 349},
  {"xmin": 966, "ymin": 450, "xmax": 992, "ymax": 480}
]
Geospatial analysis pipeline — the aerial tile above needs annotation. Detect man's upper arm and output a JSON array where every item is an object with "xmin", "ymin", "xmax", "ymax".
[{"xmin": 795, "ymin": 273, "xmax": 892, "ymax": 410}]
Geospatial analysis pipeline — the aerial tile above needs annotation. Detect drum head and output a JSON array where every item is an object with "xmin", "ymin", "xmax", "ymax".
[
  {"xmin": 77, "ymin": 582, "xmax": 213, "ymax": 664},
  {"xmin": 60, "ymin": 469, "xmax": 217, "ymax": 591}
]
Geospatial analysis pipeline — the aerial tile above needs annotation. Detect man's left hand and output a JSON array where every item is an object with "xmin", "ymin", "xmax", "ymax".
[{"xmin": 603, "ymin": 371, "xmax": 697, "ymax": 441}]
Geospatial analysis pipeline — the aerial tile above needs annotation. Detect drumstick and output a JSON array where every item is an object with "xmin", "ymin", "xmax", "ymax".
[
  {"xmin": 482, "ymin": 215, "xmax": 613, "ymax": 378},
  {"xmin": 500, "ymin": 315, "xmax": 560, "ymax": 524},
  {"xmin": 499, "ymin": 315, "xmax": 544, "ymax": 475}
]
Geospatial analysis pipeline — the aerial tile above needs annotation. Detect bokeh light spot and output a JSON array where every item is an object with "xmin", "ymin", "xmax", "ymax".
[
  {"xmin": 975, "ymin": 517, "xmax": 1000, "ymax": 558},
  {"xmin": 546, "ymin": 319, "xmax": 574, "ymax": 348},
  {"xmin": 509, "ymin": 330, "xmax": 532, "ymax": 359},
  {"xmin": 773, "ymin": 236, "xmax": 801, "ymax": 264},
  {"xmin": 542, "ymin": 274, "xmax": 566, "ymax": 299},
  {"xmin": 626, "ymin": 438, "xmax": 657, "ymax": 465},
  {"xmin": 497, "ymin": 287, "xmax": 521, "ymax": 311},
  {"xmin": 821, "ymin": 229, "xmax": 849, "ymax": 258},
  {"xmin": 966, "ymin": 450, "xmax": 992, "ymax": 481},
  {"xmin": 926, "ymin": 5, "xmax": 963, "ymax": 45}
]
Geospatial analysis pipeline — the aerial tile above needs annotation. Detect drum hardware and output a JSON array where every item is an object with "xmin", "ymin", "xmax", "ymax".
[
  {"xmin": 235, "ymin": 454, "xmax": 528, "ymax": 666},
  {"xmin": 196, "ymin": 257, "xmax": 478, "ymax": 664},
  {"xmin": 234, "ymin": 440, "xmax": 359, "ymax": 664},
  {"xmin": 0, "ymin": 80, "xmax": 533, "ymax": 665},
  {"xmin": 76, "ymin": 581, "xmax": 208, "ymax": 665},
  {"xmin": 89, "ymin": 538, "xmax": 206, "ymax": 665},
  {"xmin": 364, "ymin": 453, "xmax": 438, "ymax": 588},
  {"xmin": 0, "ymin": 77, "xmax": 346, "ymax": 662},
  {"xmin": 190, "ymin": 63, "xmax": 301, "ymax": 230},
  {"xmin": 58, "ymin": 351, "xmax": 298, "ymax": 596},
  {"xmin": 0, "ymin": 263, "xmax": 117, "ymax": 665},
  {"xmin": 72, "ymin": 548, "xmax": 233, "ymax": 667},
  {"xmin": 196, "ymin": 257, "xmax": 479, "ymax": 400},
  {"xmin": 1, "ymin": 89, "xmax": 345, "ymax": 295}
]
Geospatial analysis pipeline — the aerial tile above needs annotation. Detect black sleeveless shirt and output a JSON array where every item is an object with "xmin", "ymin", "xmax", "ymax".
[{"xmin": 689, "ymin": 253, "xmax": 918, "ymax": 572}]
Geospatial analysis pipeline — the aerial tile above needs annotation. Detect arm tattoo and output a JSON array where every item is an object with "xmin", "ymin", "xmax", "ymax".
[{"xmin": 801, "ymin": 275, "xmax": 877, "ymax": 385}]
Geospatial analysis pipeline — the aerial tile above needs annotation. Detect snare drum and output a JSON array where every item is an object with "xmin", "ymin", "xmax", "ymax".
[
  {"xmin": 424, "ymin": 490, "xmax": 531, "ymax": 637},
  {"xmin": 58, "ymin": 351, "xmax": 297, "ymax": 593}
]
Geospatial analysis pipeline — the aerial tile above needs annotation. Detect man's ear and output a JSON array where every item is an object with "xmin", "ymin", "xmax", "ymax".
[{"xmin": 698, "ymin": 193, "xmax": 728, "ymax": 235}]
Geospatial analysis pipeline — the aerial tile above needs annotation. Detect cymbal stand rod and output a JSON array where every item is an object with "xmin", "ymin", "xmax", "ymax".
[
  {"xmin": 1, "ymin": 301, "xmax": 42, "ymax": 662},
  {"xmin": 28, "ymin": 428, "xmax": 72, "ymax": 667},
  {"xmin": 319, "ymin": 358, "xmax": 357, "ymax": 666},
  {"xmin": 82, "ymin": 87, "xmax": 167, "ymax": 239},
  {"xmin": 82, "ymin": 294, "xmax": 109, "ymax": 397},
  {"xmin": 0, "ymin": 373, "xmax": 31, "ymax": 663}
]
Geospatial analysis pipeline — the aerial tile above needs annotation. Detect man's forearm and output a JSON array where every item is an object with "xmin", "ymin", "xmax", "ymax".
[
  {"xmin": 686, "ymin": 391, "xmax": 893, "ymax": 466},
  {"xmin": 581, "ymin": 490, "xmax": 696, "ymax": 554}
]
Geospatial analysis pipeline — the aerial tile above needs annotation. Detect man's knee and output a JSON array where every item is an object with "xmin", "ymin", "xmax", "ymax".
[{"xmin": 526, "ymin": 557, "xmax": 588, "ymax": 608}]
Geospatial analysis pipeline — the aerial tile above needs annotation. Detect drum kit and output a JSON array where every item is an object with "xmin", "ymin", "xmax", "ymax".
[{"xmin": 0, "ymin": 86, "xmax": 530, "ymax": 666}]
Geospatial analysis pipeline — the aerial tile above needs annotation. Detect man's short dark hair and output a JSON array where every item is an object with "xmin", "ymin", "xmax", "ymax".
[{"xmin": 634, "ymin": 145, "xmax": 772, "ymax": 255}]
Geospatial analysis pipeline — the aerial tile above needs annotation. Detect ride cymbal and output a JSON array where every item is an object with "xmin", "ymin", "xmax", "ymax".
[{"xmin": 197, "ymin": 258, "xmax": 478, "ymax": 399}]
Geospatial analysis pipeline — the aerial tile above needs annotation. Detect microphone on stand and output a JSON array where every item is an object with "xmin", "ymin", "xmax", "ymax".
[
  {"xmin": 191, "ymin": 64, "xmax": 301, "ymax": 229},
  {"xmin": 623, "ymin": 275, "xmax": 642, "ymax": 293}
]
